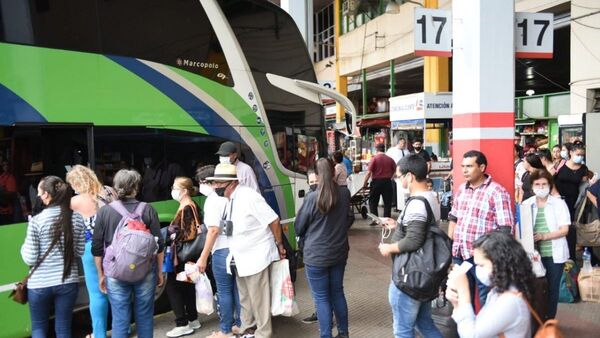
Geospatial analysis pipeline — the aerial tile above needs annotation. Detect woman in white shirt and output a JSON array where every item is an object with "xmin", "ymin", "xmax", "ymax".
[
  {"xmin": 521, "ymin": 170, "xmax": 570, "ymax": 320},
  {"xmin": 446, "ymin": 232, "xmax": 535, "ymax": 338}
]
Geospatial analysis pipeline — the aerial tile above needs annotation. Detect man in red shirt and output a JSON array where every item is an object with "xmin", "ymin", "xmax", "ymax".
[
  {"xmin": 363, "ymin": 144, "xmax": 397, "ymax": 223},
  {"xmin": 0, "ymin": 157, "xmax": 17, "ymax": 225}
]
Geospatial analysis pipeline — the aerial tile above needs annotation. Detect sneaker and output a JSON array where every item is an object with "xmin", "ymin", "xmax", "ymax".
[
  {"xmin": 302, "ymin": 313, "xmax": 318, "ymax": 324},
  {"xmin": 231, "ymin": 326, "xmax": 241, "ymax": 334},
  {"xmin": 188, "ymin": 320, "xmax": 202, "ymax": 330},
  {"xmin": 334, "ymin": 333, "xmax": 349, "ymax": 338},
  {"xmin": 166, "ymin": 325, "xmax": 194, "ymax": 337}
]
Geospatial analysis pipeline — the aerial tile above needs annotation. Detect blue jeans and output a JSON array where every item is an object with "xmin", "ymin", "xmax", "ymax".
[
  {"xmin": 541, "ymin": 257, "xmax": 564, "ymax": 320},
  {"xmin": 388, "ymin": 283, "xmax": 442, "ymax": 338},
  {"xmin": 305, "ymin": 262, "xmax": 349, "ymax": 338},
  {"xmin": 212, "ymin": 248, "xmax": 241, "ymax": 333},
  {"xmin": 106, "ymin": 270, "xmax": 156, "ymax": 338},
  {"xmin": 28, "ymin": 282, "xmax": 79, "ymax": 338},
  {"xmin": 83, "ymin": 241, "xmax": 109, "ymax": 338},
  {"xmin": 453, "ymin": 257, "xmax": 489, "ymax": 307}
]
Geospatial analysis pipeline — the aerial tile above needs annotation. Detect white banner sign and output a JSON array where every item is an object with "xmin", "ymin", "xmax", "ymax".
[
  {"xmin": 389, "ymin": 92, "xmax": 452, "ymax": 122},
  {"xmin": 414, "ymin": 8, "xmax": 452, "ymax": 57}
]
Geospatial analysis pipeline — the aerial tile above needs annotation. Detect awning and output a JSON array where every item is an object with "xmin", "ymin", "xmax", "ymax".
[{"xmin": 358, "ymin": 118, "xmax": 391, "ymax": 128}]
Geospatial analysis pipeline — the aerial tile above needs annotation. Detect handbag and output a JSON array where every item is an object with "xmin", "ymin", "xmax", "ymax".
[
  {"xmin": 575, "ymin": 196, "xmax": 600, "ymax": 246},
  {"xmin": 175, "ymin": 204, "xmax": 206, "ymax": 263},
  {"xmin": 9, "ymin": 237, "xmax": 58, "ymax": 304}
]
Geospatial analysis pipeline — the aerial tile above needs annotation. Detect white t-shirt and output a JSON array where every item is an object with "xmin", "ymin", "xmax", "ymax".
[
  {"xmin": 235, "ymin": 160, "xmax": 260, "ymax": 192},
  {"xmin": 202, "ymin": 192, "xmax": 230, "ymax": 253},
  {"xmin": 227, "ymin": 185, "xmax": 280, "ymax": 277},
  {"xmin": 386, "ymin": 147, "xmax": 408, "ymax": 164},
  {"xmin": 401, "ymin": 190, "xmax": 441, "ymax": 223}
]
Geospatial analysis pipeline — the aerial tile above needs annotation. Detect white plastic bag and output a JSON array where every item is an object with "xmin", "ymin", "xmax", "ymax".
[
  {"xmin": 195, "ymin": 273, "xmax": 214, "ymax": 315},
  {"xmin": 530, "ymin": 250, "xmax": 546, "ymax": 278},
  {"xmin": 270, "ymin": 259, "xmax": 299, "ymax": 317}
]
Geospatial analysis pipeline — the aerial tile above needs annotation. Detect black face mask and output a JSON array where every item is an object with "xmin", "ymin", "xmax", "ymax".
[
  {"xmin": 214, "ymin": 182, "xmax": 231, "ymax": 197},
  {"xmin": 414, "ymin": 147, "xmax": 422, "ymax": 152},
  {"xmin": 309, "ymin": 184, "xmax": 317, "ymax": 192}
]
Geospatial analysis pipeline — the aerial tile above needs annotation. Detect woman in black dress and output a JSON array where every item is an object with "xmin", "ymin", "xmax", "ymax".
[{"xmin": 554, "ymin": 141, "xmax": 587, "ymax": 260}]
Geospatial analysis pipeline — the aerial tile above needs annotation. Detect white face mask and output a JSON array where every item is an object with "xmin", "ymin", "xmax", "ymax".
[
  {"xmin": 533, "ymin": 186, "xmax": 550, "ymax": 199},
  {"xmin": 219, "ymin": 156, "xmax": 231, "ymax": 164},
  {"xmin": 199, "ymin": 183, "xmax": 214, "ymax": 196},
  {"xmin": 475, "ymin": 266, "xmax": 492, "ymax": 287},
  {"xmin": 171, "ymin": 189, "xmax": 182, "ymax": 201},
  {"xmin": 560, "ymin": 150, "xmax": 569, "ymax": 160},
  {"xmin": 573, "ymin": 155, "xmax": 584, "ymax": 164}
]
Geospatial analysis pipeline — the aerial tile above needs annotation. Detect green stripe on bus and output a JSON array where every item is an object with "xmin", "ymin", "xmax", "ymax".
[{"xmin": 0, "ymin": 43, "xmax": 205, "ymax": 132}]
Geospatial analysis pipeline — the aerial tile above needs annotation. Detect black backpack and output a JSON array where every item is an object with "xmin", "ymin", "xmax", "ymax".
[{"xmin": 392, "ymin": 196, "xmax": 452, "ymax": 302}]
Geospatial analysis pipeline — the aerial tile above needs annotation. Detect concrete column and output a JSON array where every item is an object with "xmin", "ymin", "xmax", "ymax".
[
  {"xmin": 281, "ymin": 0, "xmax": 313, "ymax": 59},
  {"xmin": 452, "ymin": 0, "xmax": 515, "ymax": 198}
]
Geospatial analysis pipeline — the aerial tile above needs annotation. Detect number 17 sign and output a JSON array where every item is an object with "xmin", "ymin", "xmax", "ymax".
[
  {"xmin": 414, "ymin": 9, "xmax": 553, "ymax": 59},
  {"xmin": 414, "ymin": 8, "xmax": 452, "ymax": 57}
]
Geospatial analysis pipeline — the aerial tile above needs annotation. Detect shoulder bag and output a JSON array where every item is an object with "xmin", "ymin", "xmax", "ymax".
[
  {"xmin": 575, "ymin": 195, "xmax": 600, "ymax": 247},
  {"xmin": 500, "ymin": 292, "xmax": 564, "ymax": 338},
  {"xmin": 9, "ymin": 237, "xmax": 59, "ymax": 304},
  {"xmin": 176, "ymin": 204, "xmax": 207, "ymax": 263}
]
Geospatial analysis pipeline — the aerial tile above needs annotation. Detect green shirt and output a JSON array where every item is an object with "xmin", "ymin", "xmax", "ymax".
[{"xmin": 534, "ymin": 207, "xmax": 553, "ymax": 257}]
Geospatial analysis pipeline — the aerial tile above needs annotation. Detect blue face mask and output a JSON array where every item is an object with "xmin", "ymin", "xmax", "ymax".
[
  {"xmin": 573, "ymin": 155, "xmax": 584, "ymax": 164},
  {"xmin": 560, "ymin": 150, "xmax": 569, "ymax": 160}
]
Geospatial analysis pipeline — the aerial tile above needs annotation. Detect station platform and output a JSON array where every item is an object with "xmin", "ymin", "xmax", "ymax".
[{"xmin": 145, "ymin": 217, "xmax": 600, "ymax": 337}]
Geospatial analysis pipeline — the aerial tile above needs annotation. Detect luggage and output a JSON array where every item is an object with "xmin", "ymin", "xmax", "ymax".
[
  {"xmin": 430, "ymin": 291, "xmax": 458, "ymax": 338},
  {"xmin": 578, "ymin": 267, "xmax": 600, "ymax": 303},
  {"xmin": 558, "ymin": 260, "xmax": 579, "ymax": 303},
  {"xmin": 532, "ymin": 277, "xmax": 550, "ymax": 324}
]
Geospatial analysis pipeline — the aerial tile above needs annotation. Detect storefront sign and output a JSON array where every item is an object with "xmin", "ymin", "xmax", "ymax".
[{"xmin": 389, "ymin": 92, "xmax": 452, "ymax": 124}]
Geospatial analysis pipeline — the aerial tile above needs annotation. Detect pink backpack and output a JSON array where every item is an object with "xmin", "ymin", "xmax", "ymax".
[{"xmin": 102, "ymin": 201, "xmax": 158, "ymax": 283}]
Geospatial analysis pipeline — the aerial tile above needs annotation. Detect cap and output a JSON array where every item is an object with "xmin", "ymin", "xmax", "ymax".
[
  {"xmin": 216, "ymin": 142, "xmax": 237, "ymax": 156},
  {"xmin": 206, "ymin": 163, "xmax": 239, "ymax": 181}
]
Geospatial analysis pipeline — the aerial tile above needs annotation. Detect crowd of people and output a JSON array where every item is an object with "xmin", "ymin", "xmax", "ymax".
[{"xmin": 17, "ymin": 136, "xmax": 597, "ymax": 338}]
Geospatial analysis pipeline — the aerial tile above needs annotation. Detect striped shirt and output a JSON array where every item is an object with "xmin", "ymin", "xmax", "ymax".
[
  {"xmin": 20, "ymin": 206, "xmax": 86, "ymax": 289},
  {"xmin": 534, "ymin": 207, "xmax": 553, "ymax": 257}
]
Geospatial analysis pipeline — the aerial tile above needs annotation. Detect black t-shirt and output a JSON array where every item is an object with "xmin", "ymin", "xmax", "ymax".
[
  {"xmin": 413, "ymin": 150, "xmax": 431, "ymax": 162},
  {"xmin": 555, "ymin": 163, "xmax": 588, "ymax": 219}
]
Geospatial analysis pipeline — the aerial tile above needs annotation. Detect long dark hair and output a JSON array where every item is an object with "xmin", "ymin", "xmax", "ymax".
[
  {"xmin": 473, "ymin": 232, "xmax": 535, "ymax": 302},
  {"xmin": 40, "ymin": 176, "xmax": 74, "ymax": 281},
  {"xmin": 524, "ymin": 153, "xmax": 544, "ymax": 170},
  {"xmin": 315, "ymin": 158, "xmax": 338, "ymax": 213}
]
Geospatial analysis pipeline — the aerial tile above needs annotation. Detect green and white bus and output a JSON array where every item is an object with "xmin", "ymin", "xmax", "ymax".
[{"xmin": 0, "ymin": 0, "xmax": 356, "ymax": 335}]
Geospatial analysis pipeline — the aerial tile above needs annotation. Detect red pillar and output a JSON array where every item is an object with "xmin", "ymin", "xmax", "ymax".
[{"xmin": 451, "ymin": 0, "xmax": 515, "ymax": 201}]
